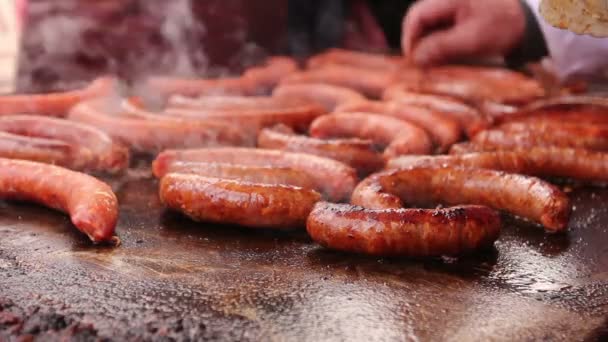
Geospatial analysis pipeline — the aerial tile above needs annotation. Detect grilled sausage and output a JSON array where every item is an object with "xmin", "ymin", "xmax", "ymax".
[
  {"xmin": 152, "ymin": 147, "xmax": 358, "ymax": 202},
  {"xmin": 272, "ymin": 83, "xmax": 365, "ymax": 112},
  {"xmin": 352, "ymin": 167, "xmax": 570, "ymax": 232},
  {"xmin": 309, "ymin": 112, "xmax": 433, "ymax": 158},
  {"xmin": 257, "ymin": 125, "xmax": 384, "ymax": 175},
  {"xmin": 160, "ymin": 174, "xmax": 321, "ymax": 229},
  {"xmin": 0, "ymin": 158, "xmax": 119, "ymax": 243}
]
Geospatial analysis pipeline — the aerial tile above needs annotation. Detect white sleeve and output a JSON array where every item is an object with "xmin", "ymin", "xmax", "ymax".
[{"xmin": 525, "ymin": 0, "xmax": 608, "ymax": 81}]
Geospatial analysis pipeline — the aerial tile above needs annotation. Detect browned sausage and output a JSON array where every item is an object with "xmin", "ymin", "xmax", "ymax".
[
  {"xmin": 0, "ymin": 158, "xmax": 119, "ymax": 243},
  {"xmin": 381, "ymin": 87, "xmax": 490, "ymax": 137},
  {"xmin": 280, "ymin": 64, "xmax": 393, "ymax": 98},
  {"xmin": 352, "ymin": 167, "xmax": 570, "ymax": 232},
  {"xmin": 152, "ymin": 147, "xmax": 358, "ymax": 202},
  {"xmin": 473, "ymin": 122, "xmax": 608, "ymax": 151},
  {"xmin": 307, "ymin": 48, "xmax": 403, "ymax": 71},
  {"xmin": 272, "ymin": 83, "xmax": 366, "ymax": 112},
  {"xmin": 0, "ymin": 77, "xmax": 117, "ymax": 117},
  {"xmin": 160, "ymin": 174, "xmax": 321, "ymax": 229},
  {"xmin": 438, "ymin": 147, "xmax": 608, "ymax": 184},
  {"xmin": 68, "ymin": 99, "xmax": 250, "ymax": 154},
  {"xmin": 242, "ymin": 56, "xmax": 299, "ymax": 93},
  {"xmin": 153, "ymin": 161, "xmax": 317, "ymax": 190},
  {"xmin": 257, "ymin": 125, "xmax": 384, "ymax": 175},
  {"xmin": 309, "ymin": 112, "xmax": 433, "ymax": 158},
  {"xmin": 306, "ymin": 202, "xmax": 501, "ymax": 257},
  {"xmin": 335, "ymin": 100, "xmax": 462, "ymax": 152},
  {"xmin": 0, "ymin": 115, "xmax": 129, "ymax": 173}
]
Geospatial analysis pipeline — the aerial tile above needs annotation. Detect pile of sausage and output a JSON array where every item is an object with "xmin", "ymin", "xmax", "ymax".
[{"xmin": 1, "ymin": 48, "xmax": 607, "ymax": 259}]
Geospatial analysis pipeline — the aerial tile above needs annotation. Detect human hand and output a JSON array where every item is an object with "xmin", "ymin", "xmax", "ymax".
[{"xmin": 401, "ymin": 0, "xmax": 526, "ymax": 66}]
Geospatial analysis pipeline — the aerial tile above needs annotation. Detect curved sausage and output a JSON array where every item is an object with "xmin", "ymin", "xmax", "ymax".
[
  {"xmin": 152, "ymin": 147, "xmax": 358, "ymax": 202},
  {"xmin": 306, "ymin": 202, "xmax": 501, "ymax": 257},
  {"xmin": 68, "ymin": 99, "xmax": 250, "ymax": 154},
  {"xmin": 0, "ymin": 115, "xmax": 129, "ymax": 173},
  {"xmin": 166, "ymin": 95, "xmax": 291, "ymax": 111},
  {"xmin": 144, "ymin": 76, "xmax": 254, "ymax": 98},
  {"xmin": 242, "ymin": 56, "xmax": 299, "ymax": 93},
  {"xmin": 381, "ymin": 87, "xmax": 490, "ymax": 137},
  {"xmin": 0, "ymin": 158, "xmax": 119, "ymax": 243},
  {"xmin": 496, "ymin": 107, "xmax": 608, "ymax": 126},
  {"xmin": 257, "ymin": 125, "xmax": 384, "ymax": 175},
  {"xmin": 0, "ymin": 77, "xmax": 117, "ymax": 117},
  {"xmin": 309, "ymin": 112, "xmax": 433, "ymax": 158},
  {"xmin": 272, "ymin": 83, "xmax": 365, "ymax": 112},
  {"xmin": 280, "ymin": 64, "xmax": 393, "ymax": 98},
  {"xmin": 153, "ymin": 161, "xmax": 317, "ymax": 190},
  {"xmin": 164, "ymin": 97, "xmax": 326, "ymax": 132},
  {"xmin": 160, "ymin": 174, "xmax": 321, "ymax": 229},
  {"xmin": 352, "ymin": 167, "xmax": 570, "ymax": 232},
  {"xmin": 335, "ymin": 100, "xmax": 462, "ymax": 152},
  {"xmin": 473, "ymin": 122, "xmax": 608, "ymax": 151},
  {"xmin": 307, "ymin": 48, "xmax": 403, "ymax": 71}
]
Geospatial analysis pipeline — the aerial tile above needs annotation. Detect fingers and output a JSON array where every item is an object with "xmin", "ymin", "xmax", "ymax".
[
  {"xmin": 401, "ymin": 0, "xmax": 458, "ymax": 56},
  {"xmin": 411, "ymin": 21, "xmax": 485, "ymax": 67}
]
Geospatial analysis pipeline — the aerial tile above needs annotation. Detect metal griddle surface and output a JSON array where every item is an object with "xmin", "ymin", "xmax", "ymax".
[{"xmin": 1, "ymin": 166, "xmax": 608, "ymax": 341}]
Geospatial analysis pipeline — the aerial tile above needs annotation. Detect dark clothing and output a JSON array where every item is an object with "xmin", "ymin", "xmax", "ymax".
[{"xmin": 287, "ymin": 0, "xmax": 548, "ymax": 66}]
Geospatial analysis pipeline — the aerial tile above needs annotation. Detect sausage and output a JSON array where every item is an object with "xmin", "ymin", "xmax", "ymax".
[
  {"xmin": 449, "ymin": 142, "xmax": 487, "ymax": 154},
  {"xmin": 309, "ymin": 112, "xmax": 433, "ymax": 158},
  {"xmin": 272, "ymin": 83, "xmax": 366, "ymax": 112},
  {"xmin": 68, "ymin": 99, "xmax": 250, "ymax": 154},
  {"xmin": 0, "ymin": 115, "xmax": 129, "ymax": 173},
  {"xmin": 335, "ymin": 100, "xmax": 462, "ymax": 152},
  {"xmin": 438, "ymin": 147, "xmax": 608, "ymax": 184},
  {"xmin": 257, "ymin": 125, "xmax": 384, "ymax": 175},
  {"xmin": 164, "ymin": 97, "xmax": 326, "ymax": 132},
  {"xmin": 518, "ymin": 95, "xmax": 608, "ymax": 114},
  {"xmin": 242, "ymin": 56, "xmax": 299, "ymax": 93},
  {"xmin": 473, "ymin": 122, "xmax": 608, "ymax": 151},
  {"xmin": 306, "ymin": 202, "xmax": 501, "ymax": 257},
  {"xmin": 496, "ymin": 107, "xmax": 608, "ymax": 126},
  {"xmin": 0, "ymin": 77, "xmax": 117, "ymax": 117},
  {"xmin": 0, "ymin": 158, "xmax": 119, "ymax": 243},
  {"xmin": 160, "ymin": 174, "xmax": 321, "ymax": 229},
  {"xmin": 381, "ymin": 87, "xmax": 489, "ymax": 137},
  {"xmin": 427, "ymin": 66, "xmax": 546, "ymax": 105},
  {"xmin": 351, "ymin": 167, "xmax": 570, "ymax": 232},
  {"xmin": 153, "ymin": 161, "xmax": 317, "ymax": 189},
  {"xmin": 144, "ymin": 76, "xmax": 254, "ymax": 98},
  {"xmin": 152, "ymin": 147, "xmax": 358, "ymax": 202},
  {"xmin": 0, "ymin": 132, "xmax": 74, "ymax": 166},
  {"xmin": 166, "ymin": 95, "xmax": 291, "ymax": 111},
  {"xmin": 307, "ymin": 48, "xmax": 403, "ymax": 71},
  {"xmin": 280, "ymin": 64, "xmax": 393, "ymax": 98},
  {"xmin": 397, "ymin": 66, "xmax": 545, "ymax": 105}
]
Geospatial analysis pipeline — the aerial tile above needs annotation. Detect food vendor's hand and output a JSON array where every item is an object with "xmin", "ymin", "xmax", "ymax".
[{"xmin": 401, "ymin": 0, "xmax": 526, "ymax": 66}]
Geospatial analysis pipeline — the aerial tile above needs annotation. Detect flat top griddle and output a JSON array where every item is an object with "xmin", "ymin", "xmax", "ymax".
[{"xmin": 1, "ymin": 166, "xmax": 608, "ymax": 341}]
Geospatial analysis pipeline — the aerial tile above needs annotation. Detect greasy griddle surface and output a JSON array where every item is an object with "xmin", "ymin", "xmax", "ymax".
[{"xmin": 1, "ymin": 167, "xmax": 608, "ymax": 341}]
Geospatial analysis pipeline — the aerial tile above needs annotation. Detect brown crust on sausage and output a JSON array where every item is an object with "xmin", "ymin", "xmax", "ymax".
[
  {"xmin": 160, "ymin": 173, "xmax": 321, "ymax": 229},
  {"xmin": 352, "ymin": 167, "xmax": 570, "ymax": 232},
  {"xmin": 306, "ymin": 202, "xmax": 501, "ymax": 257},
  {"xmin": 153, "ymin": 147, "xmax": 357, "ymax": 202}
]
